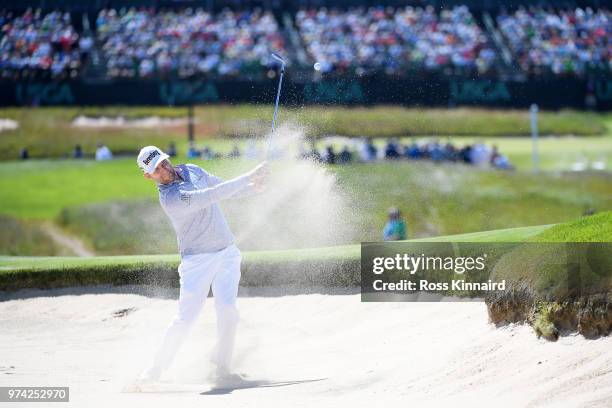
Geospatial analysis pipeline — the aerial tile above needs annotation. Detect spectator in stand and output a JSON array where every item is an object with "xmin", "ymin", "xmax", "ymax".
[
  {"xmin": 296, "ymin": 5, "xmax": 496, "ymax": 76},
  {"xmin": 0, "ymin": 9, "xmax": 81, "ymax": 79},
  {"xmin": 96, "ymin": 7, "xmax": 286, "ymax": 79},
  {"xmin": 78, "ymin": 34, "xmax": 93, "ymax": 63},
  {"xmin": 95, "ymin": 143, "xmax": 113, "ymax": 161},
  {"xmin": 383, "ymin": 207, "xmax": 407, "ymax": 241},
  {"xmin": 497, "ymin": 7, "xmax": 611, "ymax": 76}
]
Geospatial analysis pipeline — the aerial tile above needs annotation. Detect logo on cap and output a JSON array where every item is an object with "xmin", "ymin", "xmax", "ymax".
[{"xmin": 143, "ymin": 150, "xmax": 160, "ymax": 165}]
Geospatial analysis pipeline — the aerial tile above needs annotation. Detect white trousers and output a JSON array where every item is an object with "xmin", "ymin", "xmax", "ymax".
[{"xmin": 149, "ymin": 244, "xmax": 242, "ymax": 374}]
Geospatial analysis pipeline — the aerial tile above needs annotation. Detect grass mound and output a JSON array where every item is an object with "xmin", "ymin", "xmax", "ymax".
[
  {"xmin": 0, "ymin": 225, "xmax": 547, "ymax": 292},
  {"xmin": 530, "ymin": 211, "xmax": 612, "ymax": 242},
  {"xmin": 0, "ymin": 245, "xmax": 360, "ymax": 292},
  {"xmin": 486, "ymin": 211, "xmax": 612, "ymax": 340}
]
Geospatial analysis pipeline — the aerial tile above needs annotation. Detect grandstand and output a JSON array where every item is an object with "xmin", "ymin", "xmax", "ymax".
[{"xmin": 0, "ymin": 1, "xmax": 609, "ymax": 107}]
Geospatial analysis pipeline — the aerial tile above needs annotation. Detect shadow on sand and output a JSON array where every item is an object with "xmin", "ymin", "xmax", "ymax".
[{"xmin": 201, "ymin": 377, "xmax": 327, "ymax": 395}]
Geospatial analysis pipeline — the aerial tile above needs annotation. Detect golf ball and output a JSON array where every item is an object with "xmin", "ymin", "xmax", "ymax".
[{"xmin": 313, "ymin": 62, "xmax": 322, "ymax": 71}]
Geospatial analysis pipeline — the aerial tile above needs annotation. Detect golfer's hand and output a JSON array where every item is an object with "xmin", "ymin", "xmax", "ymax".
[
  {"xmin": 247, "ymin": 161, "xmax": 269, "ymax": 193},
  {"xmin": 247, "ymin": 161, "xmax": 269, "ymax": 182}
]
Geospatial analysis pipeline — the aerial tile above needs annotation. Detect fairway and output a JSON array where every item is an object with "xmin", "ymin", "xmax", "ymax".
[{"xmin": 0, "ymin": 106, "xmax": 610, "ymax": 160}]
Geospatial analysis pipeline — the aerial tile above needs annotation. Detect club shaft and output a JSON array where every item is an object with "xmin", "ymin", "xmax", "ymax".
[{"xmin": 267, "ymin": 67, "xmax": 284, "ymax": 157}]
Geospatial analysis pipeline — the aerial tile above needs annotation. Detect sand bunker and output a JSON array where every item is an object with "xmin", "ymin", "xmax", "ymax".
[
  {"xmin": 71, "ymin": 116, "xmax": 186, "ymax": 128},
  {"xmin": 0, "ymin": 119, "xmax": 18, "ymax": 132},
  {"xmin": 1, "ymin": 287, "xmax": 611, "ymax": 407}
]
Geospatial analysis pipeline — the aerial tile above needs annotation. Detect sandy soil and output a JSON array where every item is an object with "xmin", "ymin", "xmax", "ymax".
[
  {"xmin": 0, "ymin": 118, "xmax": 18, "ymax": 132},
  {"xmin": 71, "ymin": 116, "xmax": 186, "ymax": 128},
  {"xmin": 0, "ymin": 286, "xmax": 611, "ymax": 407}
]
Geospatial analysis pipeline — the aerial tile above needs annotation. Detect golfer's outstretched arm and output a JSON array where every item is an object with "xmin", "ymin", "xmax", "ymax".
[
  {"xmin": 182, "ymin": 174, "xmax": 251, "ymax": 207},
  {"xmin": 206, "ymin": 172, "xmax": 258, "ymax": 199},
  {"xmin": 165, "ymin": 163, "xmax": 266, "ymax": 212}
]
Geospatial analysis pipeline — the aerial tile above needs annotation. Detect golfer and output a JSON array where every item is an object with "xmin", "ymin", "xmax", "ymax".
[{"xmin": 135, "ymin": 145, "xmax": 267, "ymax": 382}]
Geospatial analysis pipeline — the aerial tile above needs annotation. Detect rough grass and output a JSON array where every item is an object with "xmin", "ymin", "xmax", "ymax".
[
  {"xmin": 0, "ymin": 225, "xmax": 543, "ymax": 292},
  {"xmin": 0, "ymin": 106, "xmax": 608, "ymax": 159},
  {"xmin": 0, "ymin": 215, "xmax": 61, "ymax": 256},
  {"xmin": 1, "ymin": 159, "xmax": 611, "ymax": 256},
  {"xmin": 486, "ymin": 211, "xmax": 612, "ymax": 340},
  {"xmin": 488, "ymin": 212, "xmax": 612, "ymax": 294},
  {"xmin": 531, "ymin": 211, "xmax": 612, "ymax": 242},
  {"xmin": 335, "ymin": 161, "xmax": 612, "ymax": 241}
]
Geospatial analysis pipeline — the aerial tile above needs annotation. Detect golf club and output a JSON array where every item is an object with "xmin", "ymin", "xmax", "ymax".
[{"xmin": 267, "ymin": 52, "xmax": 285, "ymax": 158}]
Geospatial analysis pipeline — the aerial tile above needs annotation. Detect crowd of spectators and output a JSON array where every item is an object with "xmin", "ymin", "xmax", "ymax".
[
  {"xmin": 0, "ymin": 5, "xmax": 609, "ymax": 80},
  {"xmin": 96, "ymin": 7, "xmax": 286, "ymax": 79},
  {"xmin": 497, "ymin": 7, "xmax": 611, "ymax": 77},
  {"xmin": 0, "ymin": 9, "xmax": 84, "ymax": 79},
  {"xmin": 296, "ymin": 5, "xmax": 497, "ymax": 76},
  {"xmin": 302, "ymin": 138, "xmax": 513, "ymax": 170}
]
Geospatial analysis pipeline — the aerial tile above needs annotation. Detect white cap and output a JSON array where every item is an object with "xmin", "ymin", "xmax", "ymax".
[{"xmin": 137, "ymin": 145, "xmax": 169, "ymax": 174}]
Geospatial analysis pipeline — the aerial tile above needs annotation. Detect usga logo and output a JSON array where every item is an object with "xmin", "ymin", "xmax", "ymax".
[{"xmin": 143, "ymin": 150, "xmax": 160, "ymax": 165}]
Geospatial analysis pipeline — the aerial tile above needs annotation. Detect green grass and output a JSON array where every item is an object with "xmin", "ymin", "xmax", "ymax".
[
  {"xmin": 0, "ymin": 106, "xmax": 609, "ymax": 160},
  {"xmin": 489, "ymin": 212, "xmax": 612, "ymax": 298},
  {"xmin": 0, "ymin": 215, "xmax": 62, "ymax": 256},
  {"xmin": 531, "ymin": 211, "xmax": 612, "ymax": 242},
  {"xmin": 1, "ymin": 159, "xmax": 611, "ymax": 256},
  {"xmin": 0, "ymin": 224, "xmax": 545, "ymax": 275},
  {"xmin": 334, "ymin": 161, "xmax": 612, "ymax": 239},
  {"xmin": 0, "ymin": 158, "xmax": 254, "ymax": 219},
  {"xmin": 485, "ymin": 212, "xmax": 612, "ymax": 341},
  {"xmin": 1, "ymin": 218, "xmax": 607, "ymax": 293},
  {"xmin": 382, "ymin": 136, "xmax": 612, "ymax": 173},
  {"xmin": 0, "ymin": 243, "xmax": 363, "ymax": 291},
  {"xmin": 413, "ymin": 224, "xmax": 551, "ymax": 242}
]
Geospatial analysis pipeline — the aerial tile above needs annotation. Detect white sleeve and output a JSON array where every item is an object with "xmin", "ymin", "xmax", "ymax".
[
  {"xmin": 164, "ymin": 173, "xmax": 252, "ymax": 213},
  {"xmin": 204, "ymin": 170, "xmax": 257, "ymax": 199}
]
